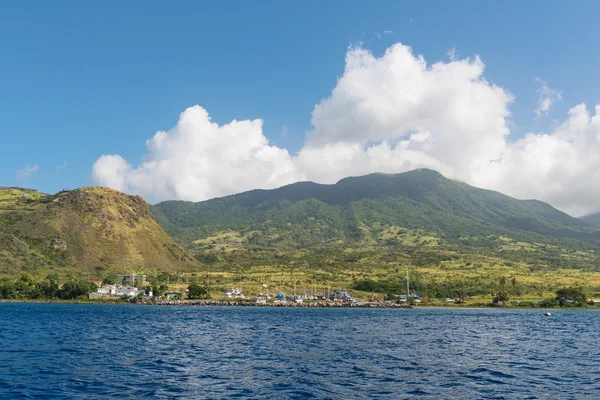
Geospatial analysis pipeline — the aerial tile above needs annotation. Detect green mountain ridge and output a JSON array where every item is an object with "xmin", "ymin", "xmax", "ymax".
[
  {"xmin": 3, "ymin": 169, "xmax": 600, "ymax": 287},
  {"xmin": 152, "ymin": 169, "xmax": 598, "ymax": 251},
  {"xmin": 0, "ymin": 186, "xmax": 197, "ymax": 277},
  {"xmin": 580, "ymin": 212, "xmax": 600, "ymax": 226}
]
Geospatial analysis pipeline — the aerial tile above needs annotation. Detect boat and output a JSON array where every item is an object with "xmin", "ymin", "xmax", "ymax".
[
  {"xmin": 544, "ymin": 311, "xmax": 551, "ymax": 317},
  {"xmin": 404, "ymin": 265, "xmax": 416, "ymax": 307}
]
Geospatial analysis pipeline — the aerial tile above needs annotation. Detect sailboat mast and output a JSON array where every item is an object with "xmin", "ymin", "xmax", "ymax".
[{"xmin": 406, "ymin": 265, "xmax": 410, "ymax": 303}]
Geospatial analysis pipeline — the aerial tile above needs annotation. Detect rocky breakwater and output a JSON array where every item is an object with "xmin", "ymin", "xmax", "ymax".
[{"xmin": 146, "ymin": 299, "xmax": 413, "ymax": 308}]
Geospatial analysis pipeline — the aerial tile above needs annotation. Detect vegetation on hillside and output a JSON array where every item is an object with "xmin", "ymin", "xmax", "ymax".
[
  {"xmin": 152, "ymin": 169, "xmax": 600, "ymax": 301},
  {"xmin": 3, "ymin": 169, "xmax": 600, "ymax": 304},
  {"xmin": 580, "ymin": 212, "xmax": 600, "ymax": 226},
  {"xmin": 153, "ymin": 169, "xmax": 598, "ymax": 250},
  {"xmin": 0, "ymin": 186, "xmax": 197, "ymax": 279}
]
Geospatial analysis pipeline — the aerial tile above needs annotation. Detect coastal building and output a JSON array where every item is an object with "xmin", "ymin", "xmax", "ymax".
[
  {"xmin": 89, "ymin": 284, "xmax": 150, "ymax": 299},
  {"xmin": 116, "ymin": 286, "xmax": 138, "ymax": 297},
  {"xmin": 224, "ymin": 288, "xmax": 244, "ymax": 299},
  {"xmin": 329, "ymin": 290, "xmax": 354, "ymax": 301},
  {"xmin": 164, "ymin": 291, "xmax": 181, "ymax": 300},
  {"xmin": 97, "ymin": 285, "xmax": 117, "ymax": 296}
]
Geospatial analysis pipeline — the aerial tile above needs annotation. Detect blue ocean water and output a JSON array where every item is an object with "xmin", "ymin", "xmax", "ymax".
[{"xmin": 0, "ymin": 304, "xmax": 599, "ymax": 399}]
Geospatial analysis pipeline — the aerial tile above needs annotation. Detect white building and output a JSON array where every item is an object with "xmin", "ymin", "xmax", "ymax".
[
  {"xmin": 224, "ymin": 288, "xmax": 244, "ymax": 299},
  {"xmin": 116, "ymin": 286, "xmax": 138, "ymax": 297},
  {"xmin": 97, "ymin": 285, "xmax": 117, "ymax": 296}
]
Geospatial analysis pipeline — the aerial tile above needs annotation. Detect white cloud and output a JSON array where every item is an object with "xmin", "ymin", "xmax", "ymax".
[
  {"xmin": 479, "ymin": 104, "xmax": 600, "ymax": 217},
  {"xmin": 305, "ymin": 43, "xmax": 512, "ymax": 179},
  {"xmin": 383, "ymin": 30, "xmax": 393, "ymax": 36},
  {"xmin": 92, "ymin": 42, "xmax": 600, "ymax": 216},
  {"xmin": 91, "ymin": 155, "xmax": 130, "ymax": 192},
  {"xmin": 56, "ymin": 161, "xmax": 68, "ymax": 173},
  {"xmin": 534, "ymin": 77, "xmax": 562, "ymax": 118},
  {"xmin": 16, "ymin": 165, "xmax": 38, "ymax": 180},
  {"xmin": 93, "ymin": 106, "xmax": 300, "ymax": 202}
]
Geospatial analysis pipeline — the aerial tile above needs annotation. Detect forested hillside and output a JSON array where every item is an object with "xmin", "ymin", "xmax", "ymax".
[{"xmin": 153, "ymin": 169, "xmax": 597, "ymax": 251}]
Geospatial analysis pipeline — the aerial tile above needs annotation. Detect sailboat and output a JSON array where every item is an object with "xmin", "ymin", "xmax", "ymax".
[{"xmin": 404, "ymin": 265, "xmax": 416, "ymax": 308}]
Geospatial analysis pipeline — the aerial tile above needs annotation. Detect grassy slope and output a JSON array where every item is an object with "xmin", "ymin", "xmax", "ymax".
[{"xmin": 0, "ymin": 187, "xmax": 197, "ymax": 278}]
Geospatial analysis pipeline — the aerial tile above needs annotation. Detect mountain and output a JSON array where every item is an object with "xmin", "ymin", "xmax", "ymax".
[
  {"xmin": 580, "ymin": 212, "xmax": 600, "ymax": 226},
  {"xmin": 0, "ymin": 186, "xmax": 197, "ymax": 277},
  {"xmin": 152, "ymin": 169, "xmax": 597, "ymax": 253}
]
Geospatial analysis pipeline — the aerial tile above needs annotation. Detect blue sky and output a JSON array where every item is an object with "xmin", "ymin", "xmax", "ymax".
[{"xmin": 1, "ymin": 1, "xmax": 599, "ymax": 213}]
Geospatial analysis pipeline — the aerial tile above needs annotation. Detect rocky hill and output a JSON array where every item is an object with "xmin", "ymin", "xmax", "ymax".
[{"xmin": 0, "ymin": 186, "xmax": 197, "ymax": 278}]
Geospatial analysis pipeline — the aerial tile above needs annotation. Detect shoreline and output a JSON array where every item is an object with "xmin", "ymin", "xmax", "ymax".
[
  {"xmin": 1, "ymin": 298, "xmax": 598, "ymax": 310},
  {"xmin": 151, "ymin": 300, "xmax": 414, "ymax": 308}
]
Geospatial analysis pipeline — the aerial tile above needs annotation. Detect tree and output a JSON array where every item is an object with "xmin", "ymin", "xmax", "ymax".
[
  {"xmin": 151, "ymin": 283, "xmax": 169, "ymax": 298},
  {"xmin": 103, "ymin": 276, "xmax": 117, "ymax": 285},
  {"xmin": 15, "ymin": 275, "xmax": 35, "ymax": 297},
  {"xmin": 499, "ymin": 276, "xmax": 507, "ymax": 287},
  {"xmin": 38, "ymin": 280, "xmax": 59, "ymax": 298},
  {"xmin": 58, "ymin": 280, "xmax": 95, "ymax": 300},
  {"xmin": 493, "ymin": 291, "xmax": 510, "ymax": 306},
  {"xmin": 555, "ymin": 287, "xmax": 587, "ymax": 306},
  {"xmin": 0, "ymin": 280, "xmax": 17, "ymax": 299},
  {"xmin": 188, "ymin": 283, "xmax": 210, "ymax": 299}
]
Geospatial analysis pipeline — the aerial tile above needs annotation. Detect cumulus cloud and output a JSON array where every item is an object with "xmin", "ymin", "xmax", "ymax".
[
  {"xmin": 534, "ymin": 77, "xmax": 562, "ymax": 118},
  {"xmin": 16, "ymin": 165, "xmax": 38, "ymax": 180},
  {"xmin": 304, "ymin": 44, "xmax": 512, "ymax": 181},
  {"xmin": 480, "ymin": 104, "xmax": 600, "ymax": 217},
  {"xmin": 92, "ymin": 42, "xmax": 600, "ymax": 216},
  {"xmin": 93, "ymin": 106, "xmax": 300, "ymax": 202}
]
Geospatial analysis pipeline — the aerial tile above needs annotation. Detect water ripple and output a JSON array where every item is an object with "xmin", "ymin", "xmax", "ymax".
[{"xmin": 1, "ymin": 304, "xmax": 599, "ymax": 399}]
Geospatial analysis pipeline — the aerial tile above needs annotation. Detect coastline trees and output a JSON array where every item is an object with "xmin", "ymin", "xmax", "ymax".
[
  {"xmin": 555, "ymin": 287, "xmax": 587, "ymax": 306},
  {"xmin": 188, "ymin": 283, "xmax": 211, "ymax": 299}
]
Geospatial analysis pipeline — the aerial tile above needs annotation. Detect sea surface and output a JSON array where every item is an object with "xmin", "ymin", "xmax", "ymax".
[{"xmin": 1, "ymin": 304, "xmax": 599, "ymax": 399}]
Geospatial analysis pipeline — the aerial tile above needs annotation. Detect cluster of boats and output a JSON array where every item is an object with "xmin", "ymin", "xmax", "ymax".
[{"xmin": 223, "ymin": 287, "xmax": 358, "ymax": 305}]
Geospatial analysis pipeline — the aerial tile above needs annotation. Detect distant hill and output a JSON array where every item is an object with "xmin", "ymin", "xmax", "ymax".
[
  {"xmin": 152, "ymin": 169, "xmax": 599, "ymax": 251},
  {"xmin": 580, "ymin": 212, "xmax": 600, "ymax": 226},
  {"xmin": 0, "ymin": 187, "xmax": 197, "ymax": 277}
]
